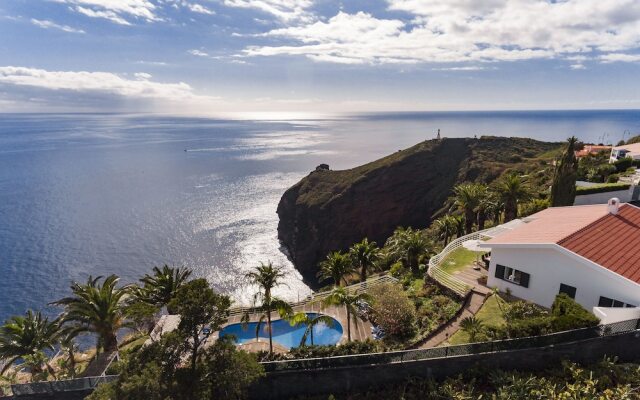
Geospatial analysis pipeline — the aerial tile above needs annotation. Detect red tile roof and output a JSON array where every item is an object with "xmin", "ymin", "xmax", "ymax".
[{"xmin": 558, "ymin": 204, "xmax": 640, "ymax": 284}]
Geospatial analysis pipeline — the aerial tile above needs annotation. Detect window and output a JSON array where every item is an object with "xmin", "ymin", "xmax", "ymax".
[
  {"xmin": 598, "ymin": 296, "xmax": 634, "ymax": 308},
  {"xmin": 559, "ymin": 283, "xmax": 577, "ymax": 299},
  {"xmin": 495, "ymin": 264, "xmax": 530, "ymax": 288}
]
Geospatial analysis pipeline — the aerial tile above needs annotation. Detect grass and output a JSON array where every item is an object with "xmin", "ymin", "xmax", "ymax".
[
  {"xmin": 441, "ymin": 247, "xmax": 479, "ymax": 274},
  {"xmin": 447, "ymin": 294, "xmax": 507, "ymax": 345}
]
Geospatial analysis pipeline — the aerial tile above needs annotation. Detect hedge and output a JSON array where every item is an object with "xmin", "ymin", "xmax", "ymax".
[{"xmin": 575, "ymin": 183, "xmax": 631, "ymax": 196}]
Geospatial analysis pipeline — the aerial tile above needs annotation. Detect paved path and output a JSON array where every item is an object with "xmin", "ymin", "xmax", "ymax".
[
  {"xmin": 453, "ymin": 266, "xmax": 491, "ymax": 295},
  {"xmin": 418, "ymin": 290, "xmax": 487, "ymax": 349}
]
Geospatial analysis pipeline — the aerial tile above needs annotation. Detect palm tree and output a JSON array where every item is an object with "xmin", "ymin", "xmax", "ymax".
[
  {"xmin": 475, "ymin": 186, "xmax": 494, "ymax": 231},
  {"xmin": 453, "ymin": 183, "xmax": 483, "ymax": 234},
  {"xmin": 459, "ymin": 316, "xmax": 484, "ymax": 343},
  {"xmin": 0, "ymin": 310, "xmax": 61, "ymax": 377},
  {"xmin": 243, "ymin": 262, "xmax": 291, "ymax": 355},
  {"xmin": 318, "ymin": 251, "xmax": 354, "ymax": 287},
  {"xmin": 387, "ymin": 228, "xmax": 432, "ymax": 273},
  {"xmin": 288, "ymin": 312, "xmax": 335, "ymax": 347},
  {"xmin": 434, "ymin": 215, "xmax": 459, "ymax": 245},
  {"xmin": 495, "ymin": 173, "xmax": 531, "ymax": 222},
  {"xmin": 139, "ymin": 265, "xmax": 192, "ymax": 312},
  {"xmin": 52, "ymin": 275, "xmax": 130, "ymax": 353},
  {"xmin": 322, "ymin": 287, "xmax": 370, "ymax": 342},
  {"xmin": 349, "ymin": 238, "xmax": 380, "ymax": 283}
]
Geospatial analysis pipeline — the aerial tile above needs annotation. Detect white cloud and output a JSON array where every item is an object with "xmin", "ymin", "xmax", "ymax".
[
  {"xmin": 30, "ymin": 18, "xmax": 85, "ymax": 33},
  {"xmin": 432, "ymin": 66, "xmax": 487, "ymax": 71},
  {"xmin": 188, "ymin": 49, "xmax": 209, "ymax": 57},
  {"xmin": 570, "ymin": 63, "xmax": 586, "ymax": 70},
  {"xmin": 134, "ymin": 72, "xmax": 152, "ymax": 79},
  {"xmin": 243, "ymin": 0, "xmax": 640, "ymax": 65},
  {"xmin": 600, "ymin": 53, "xmax": 640, "ymax": 63},
  {"xmin": 57, "ymin": 0, "xmax": 158, "ymax": 24},
  {"xmin": 222, "ymin": 0, "xmax": 313, "ymax": 22},
  {"xmin": 186, "ymin": 3, "xmax": 215, "ymax": 15}
]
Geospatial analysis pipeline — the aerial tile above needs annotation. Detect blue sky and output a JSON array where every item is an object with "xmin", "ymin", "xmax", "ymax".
[{"xmin": 1, "ymin": 0, "xmax": 640, "ymax": 115}]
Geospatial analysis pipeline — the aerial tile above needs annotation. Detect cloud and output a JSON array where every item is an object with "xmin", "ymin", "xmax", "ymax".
[
  {"xmin": 242, "ymin": 0, "xmax": 640, "ymax": 65},
  {"xmin": 222, "ymin": 0, "xmax": 313, "ymax": 22},
  {"xmin": 57, "ymin": 0, "xmax": 158, "ymax": 25},
  {"xmin": 600, "ymin": 53, "xmax": 640, "ymax": 63},
  {"xmin": 432, "ymin": 66, "xmax": 487, "ymax": 71},
  {"xmin": 186, "ymin": 3, "xmax": 215, "ymax": 15},
  {"xmin": 570, "ymin": 63, "xmax": 586, "ymax": 70},
  {"xmin": 188, "ymin": 49, "xmax": 209, "ymax": 57},
  {"xmin": 30, "ymin": 18, "xmax": 85, "ymax": 33}
]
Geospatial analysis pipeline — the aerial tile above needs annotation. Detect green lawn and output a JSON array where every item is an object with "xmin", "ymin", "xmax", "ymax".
[
  {"xmin": 441, "ymin": 247, "xmax": 478, "ymax": 274},
  {"xmin": 447, "ymin": 294, "xmax": 507, "ymax": 345}
]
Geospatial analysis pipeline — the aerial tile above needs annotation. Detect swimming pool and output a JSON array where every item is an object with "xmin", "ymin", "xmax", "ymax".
[{"xmin": 219, "ymin": 313, "xmax": 343, "ymax": 349}]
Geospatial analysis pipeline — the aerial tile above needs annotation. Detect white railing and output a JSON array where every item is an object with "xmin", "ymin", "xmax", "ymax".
[
  {"xmin": 228, "ymin": 274, "xmax": 398, "ymax": 316},
  {"xmin": 427, "ymin": 229, "xmax": 492, "ymax": 296}
]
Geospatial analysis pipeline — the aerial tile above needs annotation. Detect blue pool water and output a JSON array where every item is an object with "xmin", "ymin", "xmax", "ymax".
[{"xmin": 219, "ymin": 313, "xmax": 343, "ymax": 349}]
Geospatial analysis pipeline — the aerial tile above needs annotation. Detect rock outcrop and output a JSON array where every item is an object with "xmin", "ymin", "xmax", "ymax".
[{"xmin": 277, "ymin": 136, "xmax": 559, "ymax": 283}]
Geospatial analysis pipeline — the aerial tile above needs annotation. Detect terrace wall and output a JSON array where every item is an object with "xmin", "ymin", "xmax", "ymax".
[{"xmin": 249, "ymin": 330, "xmax": 640, "ymax": 400}]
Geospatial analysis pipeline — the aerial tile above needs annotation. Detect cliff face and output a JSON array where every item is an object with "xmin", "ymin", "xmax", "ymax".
[{"xmin": 277, "ymin": 137, "xmax": 559, "ymax": 283}]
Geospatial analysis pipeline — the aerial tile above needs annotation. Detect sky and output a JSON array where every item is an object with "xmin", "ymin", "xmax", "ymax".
[{"xmin": 1, "ymin": 0, "xmax": 640, "ymax": 115}]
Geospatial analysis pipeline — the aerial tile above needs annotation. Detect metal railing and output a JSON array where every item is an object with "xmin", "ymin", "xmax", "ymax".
[
  {"xmin": 261, "ymin": 318, "xmax": 640, "ymax": 373},
  {"xmin": 228, "ymin": 274, "xmax": 398, "ymax": 316},
  {"xmin": 10, "ymin": 375, "xmax": 118, "ymax": 396},
  {"xmin": 427, "ymin": 229, "xmax": 492, "ymax": 296}
]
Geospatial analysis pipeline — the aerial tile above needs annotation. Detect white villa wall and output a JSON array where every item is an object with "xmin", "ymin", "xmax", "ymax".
[
  {"xmin": 593, "ymin": 307, "xmax": 640, "ymax": 324},
  {"xmin": 487, "ymin": 246, "xmax": 640, "ymax": 310},
  {"xmin": 573, "ymin": 188, "xmax": 633, "ymax": 205}
]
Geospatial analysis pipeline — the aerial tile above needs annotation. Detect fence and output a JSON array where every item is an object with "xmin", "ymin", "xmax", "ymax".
[
  {"xmin": 427, "ymin": 229, "xmax": 493, "ymax": 296},
  {"xmin": 229, "ymin": 274, "xmax": 398, "ymax": 316},
  {"xmin": 10, "ymin": 375, "xmax": 118, "ymax": 397},
  {"xmin": 261, "ymin": 318, "xmax": 640, "ymax": 373}
]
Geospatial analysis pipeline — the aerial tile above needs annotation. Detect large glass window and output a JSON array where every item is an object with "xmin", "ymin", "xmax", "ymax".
[
  {"xmin": 495, "ymin": 264, "xmax": 530, "ymax": 288},
  {"xmin": 598, "ymin": 296, "xmax": 634, "ymax": 308}
]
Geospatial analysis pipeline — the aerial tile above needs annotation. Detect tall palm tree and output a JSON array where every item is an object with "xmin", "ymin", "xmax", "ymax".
[
  {"xmin": 453, "ymin": 183, "xmax": 483, "ymax": 234},
  {"xmin": 387, "ymin": 228, "xmax": 432, "ymax": 273},
  {"xmin": 434, "ymin": 215, "xmax": 458, "ymax": 245},
  {"xmin": 317, "ymin": 251, "xmax": 354, "ymax": 287},
  {"xmin": 475, "ymin": 186, "xmax": 494, "ymax": 231},
  {"xmin": 349, "ymin": 238, "xmax": 380, "ymax": 283},
  {"xmin": 288, "ymin": 312, "xmax": 335, "ymax": 347},
  {"xmin": 322, "ymin": 287, "xmax": 371, "ymax": 342},
  {"xmin": 243, "ymin": 262, "xmax": 291, "ymax": 355},
  {"xmin": 0, "ymin": 310, "xmax": 61, "ymax": 377},
  {"xmin": 495, "ymin": 173, "xmax": 531, "ymax": 222},
  {"xmin": 139, "ymin": 265, "xmax": 192, "ymax": 312},
  {"xmin": 52, "ymin": 275, "xmax": 130, "ymax": 353}
]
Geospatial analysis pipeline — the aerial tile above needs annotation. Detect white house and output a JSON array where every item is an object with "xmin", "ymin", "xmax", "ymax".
[
  {"xmin": 480, "ymin": 199, "xmax": 640, "ymax": 311},
  {"xmin": 610, "ymin": 142, "xmax": 640, "ymax": 163}
]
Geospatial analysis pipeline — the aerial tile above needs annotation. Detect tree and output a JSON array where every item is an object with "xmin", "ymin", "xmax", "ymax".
[
  {"xmin": 53, "ymin": 275, "xmax": 130, "ymax": 353},
  {"xmin": 475, "ymin": 187, "xmax": 494, "ymax": 231},
  {"xmin": 495, "ymin": 173, "xmax": 531, "ymax": 222},
  {"xmin": 168, "ymin": 279, "xmax": 231, "ymax": 375},
  {"xmin": 368, "ymin": 283, "xmax": 416, "ymax": 339},
  {"xmin": 433, "ymin": 215, "xmax": 458, "ymax": 245},
  {"xmin": 550, "ymin": 137, "xmax": 579, "ymax": 207},
  {"xmin": 459, "ymin": 316, "xmax": 484, "ymax": 342},
  {"xmin": 123, "ymin": 301, "xmax": 160, "ymax": 335},
  {"xmin": 139, "ymin": 265, "xmax": 192, "ymax": 313},
  {"xmin": 57, "ymin": 328, "xmax": 79, "ymax": 379},
  {"xmin": 288, "ymin": 312, "xmax": 336, "ymax": 347},
  {"xmin": 0, "ymin": 310, "xmax": 61, "ymax": 378},
  {"xmin": 387, "ymin": 228, "xmax": 432, "ymax": 273},
  {"xmin": 349, "ymin": 238, "xmax": 380, "ymax": 283},
  {"xmin": 317, "ymin": 251, "xmax": 354, "ymax": 287},
  {"xmin": 243, "ymin": 262, "xmax": 291, "ymax": 355},
  {"xmin": 322, "ymin": 287, "xmax": 370, "ymax": 342},
  {"xmin": 453, "ymin": 183, "xmax": 483, "ymax": 234}
]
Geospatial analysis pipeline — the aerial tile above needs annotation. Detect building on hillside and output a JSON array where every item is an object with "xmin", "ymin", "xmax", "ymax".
[
  {"xmin": 610, "ymin": 142, "xmax": 640, "ymax": 163},
  {"xmin": 575, "ymin": 144, "xmax": 611, "ymax": 159},
  {"xmin": 479, "ymin": 198, "xmax": 640, "ymax": 311}
]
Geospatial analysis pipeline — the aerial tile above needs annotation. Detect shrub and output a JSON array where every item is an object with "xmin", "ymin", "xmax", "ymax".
[
  {"xmin": 550, "ymin": 293, "xmax": 599, "ymax": 331},
  {"xmin": 288, "ymin": 340, "xmax": 380, "ymax": 359},
  {"xmin": 503, "ymin": 301, "xmax": 548, "ymax": 323},
  {"xmin": 369, "ymin": 282, "xmax": 417, "ymax": 339},
  {"xmin": 606, "ymin": 174, "xmax": 619, "ymax": 183},
  {"xmin": 614, "ymin": 157, "xmax": 633, "ymax": 172},
  {"xmin": 575, "ymin": 183, "xmax": 630, "ymax": 195}
]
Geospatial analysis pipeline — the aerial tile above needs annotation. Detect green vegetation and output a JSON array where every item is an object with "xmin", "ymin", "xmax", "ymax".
[
  {"xmin": 448, "ymin": 294, "xmax": 506, "ymax": 345},
  {"xmin": 317, "ymin": 252, "xmax": 354, "ymax": 287},
  {"xmin": 289, "ymin": 313, "xmax": 337, "ymax": 347},
  {"xmin": 348, "ymin": 238, "xmax": 380, "ymax": 283},
  {"xmin": 322, "ymin": 287, "xmax": 370, "ymax": 342},
  {"xmin": 440, "ymin": 247, "xmax": 477, "ymax": 274},
  {"xmin": 551, "ymin": 137, "xmax": 579, "ymax": 206},
  {"xmin": 299, "ymin": 358, "xmax": 640, "ymax": 399},
  {"xmin": 576, "ymin": 182, "xmax": 631, "ymax": 195},
  {"xmin": 137, "ymin": 265, "xmax": 192, "ymax": 313},
  {"xmin": 368, "ymin": 283, "xmax": 416, "ymax": 340}
]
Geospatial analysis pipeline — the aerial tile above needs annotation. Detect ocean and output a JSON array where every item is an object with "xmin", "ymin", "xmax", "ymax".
[{"xmin": 0, "ymin": 110, "xmax": 639, "ymax": 322}]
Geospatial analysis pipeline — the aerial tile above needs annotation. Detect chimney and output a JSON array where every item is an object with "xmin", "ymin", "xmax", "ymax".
[{"xmin": 607, "ymin": 197, "xmax": 620, "ymax": 215}]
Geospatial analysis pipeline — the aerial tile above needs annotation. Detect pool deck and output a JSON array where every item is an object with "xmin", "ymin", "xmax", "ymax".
[{"xmin": 220, "ymin": 302, "xmax": 374, "ymax": 351}]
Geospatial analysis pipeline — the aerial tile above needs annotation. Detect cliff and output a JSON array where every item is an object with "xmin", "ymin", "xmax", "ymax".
[{"xmin": 277, "ymin": 136, "xmax": 560, "ymax": 283}]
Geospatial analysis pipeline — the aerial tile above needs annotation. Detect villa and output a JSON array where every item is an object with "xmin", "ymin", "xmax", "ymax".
[
  {"xmin": 575, "ymin": 144, "xmax": 611, "ymax": 159},
  {"xmin": 480, "ymin": 198, "xmax": 640, "ymax": 311},
  {"xmin": 610, "ymin": 142, "xmax": 640, "ymax": 163}
]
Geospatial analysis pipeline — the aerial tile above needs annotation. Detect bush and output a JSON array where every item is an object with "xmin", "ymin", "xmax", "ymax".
[
  {"xmin": 369, "ymin": 283, "xmax": 417, "ymax": 339},
  {"xmin": 288, "ymin": 340, "xmax": 380, "ymax": 359},
  {"xmin": 550, "ymin": 293, "xmax": 599, "ymax": 331},
  {"xmin": 503, "ymin": 301, "xmax": 548, "ymax": 323},
  {"xmin": 614, "ymin": 157, "xmax": 633, "ymax": 172},
  {"xmin": 606, "ymin": 173, "xmax": 619, "ymax": 183},
  {"xmin": 575, "ymin": 183, "xmax": 630, "ymax": 195}
]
